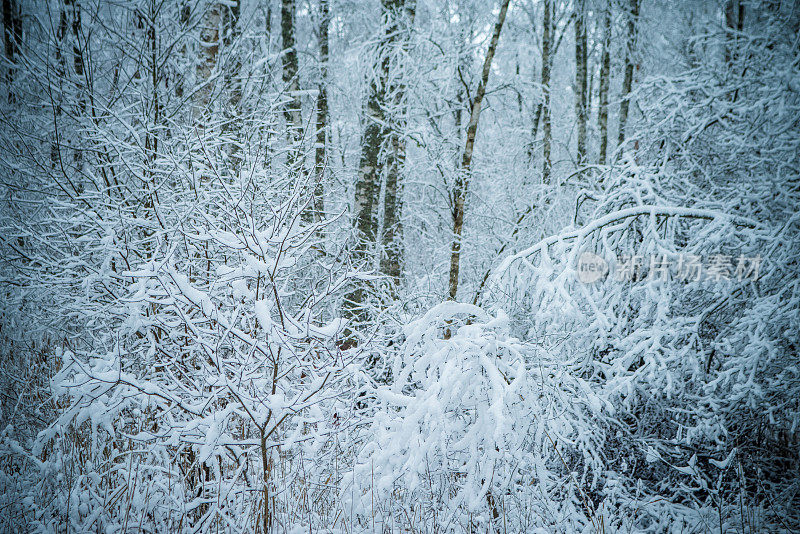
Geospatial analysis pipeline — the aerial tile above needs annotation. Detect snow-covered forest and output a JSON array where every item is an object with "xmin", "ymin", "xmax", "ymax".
[{"xmin": 0, "ymin": 0, "xmax": 798, "ymax": 531}]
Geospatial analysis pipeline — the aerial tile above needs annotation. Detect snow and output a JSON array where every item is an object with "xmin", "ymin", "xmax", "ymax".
[{"xmin": 2, "ymin": 1, "xmax": 798, "ymax": 532}]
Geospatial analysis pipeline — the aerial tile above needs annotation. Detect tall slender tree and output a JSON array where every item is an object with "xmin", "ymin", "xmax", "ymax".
[
  {"xmin": 540, "ymin": 0, "xmax": 553, "ymax": 183},
  {"xmin": 574, "ymin": 0, "xmax": 588, "ymax": 167},
  {"xmin": 380, "ymin": 0, "xmax": 415, "ymax": 289},
  {"xmin": 724, "ymin": 0, "xmax": 744, "ymax": 65},
  {"xmin": 345, "ymin": 0, "xmax": 412, "ymax": 325},
  {"xmin": 2, "ymin": 0, "xmax": 21, "ymax": 101},
  {"xmin": 447, "ymin": 0, "xmax": 511, "ymax": 300},
  {"xmin": 222, "ymin": 0, "xmax": 243, "ymax": 171},
  {"xmin": 282, "ymin": 0, "xmax": 303, "ymax": 171},
  {"xmin": 195, "ymin": 2, "xmax": 221, "ymax": 121},
  {"xmin": 312, "ymin": 0, "xmax": 330, "ymax": 225},
  {"xmin": 618, "ymin": 0, "xmax": 639, "ymax": 146},
  {"xmin": 598, "ymin": 4, "xmax": 611, "ymax": 165}
]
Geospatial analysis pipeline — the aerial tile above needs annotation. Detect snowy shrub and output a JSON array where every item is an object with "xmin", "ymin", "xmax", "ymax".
[
  {"xmin": 487, "ymin": 175, "xmax": 799, "ymax": 528},
  {"xmin": 343, "ymin": 302, "xmax": 620, "ymax": 532},
  {"xmin": 15, "ymin": 178, "xmax": 361, "ymax": 533}
]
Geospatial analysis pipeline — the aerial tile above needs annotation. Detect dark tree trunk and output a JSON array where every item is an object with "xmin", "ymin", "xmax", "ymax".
[
  {"xmin": 312, "ymin": 0, "xmax": 330, "ymax": 226},
  {"xmin": 2, "ymin": 0, "xmax": 21, "ymax": 101},
  {"xmin": 541, "ymin": 0, "xmax": 553, "ymax": 184},
  {"xmin": 380, "ymin": 0, "xmax": 415, "ymax": 290},
  {"xmin": 281, "ymin": 0, "xmax": 303, "ymax": 170},
  {"xmin": 618, "ymin": 0, "xmax": 639, "ymax": 147},
  {"xmin": 598, "ymin": 5, "xmax": 611, "ymax": 165},
  {"xmin": 574, "ymin": 0, "xmax": 588, "ymax": 167}
]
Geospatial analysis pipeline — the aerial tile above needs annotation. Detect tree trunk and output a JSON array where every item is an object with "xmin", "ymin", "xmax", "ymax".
[
  {"xmin": 49, "ymin": 0, "xmax": 86, "ymax": 177},
  {"xmin": 67, "ymin": 0, "xmax": 82, "ymax": 79},
  {"xmin": 725, "ymin": 0, "xmax": 742, "ymax": 62},
  {"xmin": 67, "ymin": 0, "xmax": 85, "ymax": 172},
  {"xmin": 344, "ymin": 71, "xmax": 384, "ymax": 328},
  {"xmin": 574, "ymin": 0, "xmax": 587, "ymax": 167},
  {"xmin": 618, "ymin": 0, "xmax": 639, "ymax": 147},
  {"xmin": 223, "ymin": 2, "xmax": 242, "ymax": 100},
  {"xmin": 223, "ymin": 0, "xmax": 243, "ymax": 172},
  {"xmin": 540, "ymin": 0, "xmax": 553, "ymax": 184},
  {"xmin": 516, "ymin": 56, "xmax": 523, "ymax": 114},
  {"xmin": 2, "ymin": 0, "xmax": 21, "ymax": 102},
  {"xmin": 175, "ymin": 2, "xmax": 191, "ymax": 98},
  {"xmin": 146, "ymin": 0, "xmax": 159, "ymax": 170},
  {"xmin": 725, "ymin": 0, "xmax": 744, "ymax": 102},
  {"xmin": 380, "ymin": 0, "xmax": 415, "ymax": 290},
  {"xmin": 260, "ymin": 430, "xmax": 272, "ymax": 533},
  {"xmin": 344, "ymin": 0, "xmax": 409, "ymax": 328},
  {"xmin": 598, "ymin": 5, "xmax": 611, "ymax": 165},
  {"xmin": 195, "ymin": 3, "xmax": 221, "ymax": 121},
  {"xmin": 447, "ymin": 0, "xmax": 511, "ymax": 301},
  {"xmin": 380, "ymin": 129, "xmax": 404, "ymax": 287},
  {"xmin": 281, "ymin": 0, "xmax": 303, "ymax": 171},
  {"xmin": 50, "ymin": 1, "xmax": 68, "ymax": 168},
  {"xmin": 312, "ymin": 0, "xmax": 330, "ymax": 226}
]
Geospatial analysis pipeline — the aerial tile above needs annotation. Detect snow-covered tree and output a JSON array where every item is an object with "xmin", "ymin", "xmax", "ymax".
[{"xmin": 1, "ymin": 0, "xmax": 798, "ymax": 532}]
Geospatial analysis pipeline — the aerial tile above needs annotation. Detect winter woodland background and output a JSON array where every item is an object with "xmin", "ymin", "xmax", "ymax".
[{"xmin": 0, "ymin": 0, "xmax": 799, "ymax": 531}]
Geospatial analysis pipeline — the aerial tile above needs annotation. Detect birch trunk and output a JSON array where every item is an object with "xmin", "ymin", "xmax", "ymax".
[
  {"xmin": 725, "ymin": 0, "xmax": 743, "ymax": 64},
  {"xmin": 344, "ymin": 0, "xmax": 410, "ymax": 327},
  {"xmin": 175, "ymin": 2, "xmax": 191, "ymax": 98},
  {"xmin": 380, "ymin": 0, "xmax": 415, "ymax": 289},
  {"xmin": 380, "ymin": 134, "xmax": 404, "ymax": 286},
  {"xmin": 195, "ymin": 3, "xmax": 221, "ymax": 122},
  {"xmin": 50, "ymin": 1, "xmax": 68, "ymax": 167},
  {"xmin": 447, "ymin": 0, "xmax": 511, "ymax": 301},
  {"xmin": 223, "ymin": 0, "xmax": 242, "ymax": 159},
  {"xmin": 312, "ymin": 0, "xmax": 330, "ymax": 225},
  {"xmin": 67, "ymin": 0, "xmax": 85, "ymax": 172},
  {"xmin": 725, "ymin": 0, "xmax": 744, "ymax": 102}
]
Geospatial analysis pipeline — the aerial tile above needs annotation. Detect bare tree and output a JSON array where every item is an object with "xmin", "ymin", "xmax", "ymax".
[
  {"xmin": 282, "ymin": 0, "xmax": 303, "ymax": 171},
  {"xmin": 2, "ymin": 0, "xmax": 21, "ymax": 101},
  {"xmin": 195, "ymin": 2, "xmax": 221, "ymax": 121},
  {"xmin": 380, "ymin": 0, "xmax": 416, "ymax": 290},
  {"xmin": 618, "ymin": 0, "xmax": 639, "ymax": 146},
  {"xmin": 447, "ymin": 0, "xmax": 511, "ymax": 300},
  {"xmin": 574, "ymin": 0, "xmax": 587, "ymax": 167},
  {"xmin": 345, "ymin": 0, "xmax": 412, "ymax": 326},
  {"xmin": 312, "ymin": 0, "xmax": 330, "ymax": 225},
  {"xmin": 540, "ymin": 0, "xmax": 553, "ymax": 183},
  {"xmin": 598, "ymin": 3, "xmax": 611, "ymax": 164}
]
